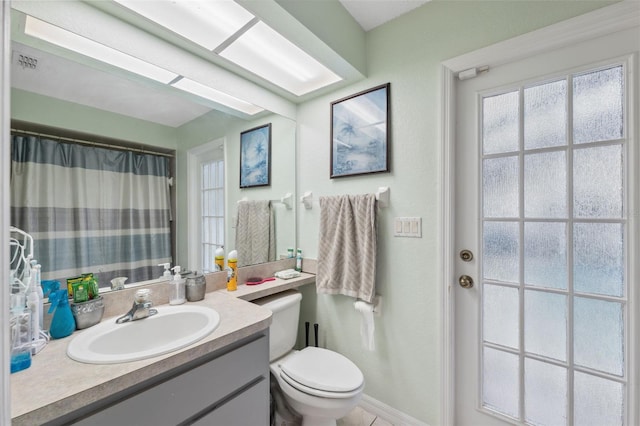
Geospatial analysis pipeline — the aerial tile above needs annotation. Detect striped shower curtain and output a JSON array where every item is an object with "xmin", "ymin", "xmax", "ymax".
[{"xmin": 10, "ymin": 134, "xmax": 172, "ymax": 288}]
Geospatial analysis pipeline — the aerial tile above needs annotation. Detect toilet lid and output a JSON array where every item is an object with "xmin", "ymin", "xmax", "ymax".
[{"xmin": 280, "ymin": 347, "xmax": 364, "ymax": 393}]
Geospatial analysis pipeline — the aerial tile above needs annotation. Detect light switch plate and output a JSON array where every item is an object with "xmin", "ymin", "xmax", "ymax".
[{"xmin": 394, "ymin": 217, "xmax": 422, "ymax": 238}]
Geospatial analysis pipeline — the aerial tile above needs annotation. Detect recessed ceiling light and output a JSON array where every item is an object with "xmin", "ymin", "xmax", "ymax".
[
  {"xmin": 219, "ymin": 21, "xmax": 342, "ymax": 96},
  {"xmin": 171, "ymin": 77, "xmax": 263, "ymax": 115},
  {"xmin": 115, "ymin": 0, "xmax": 342, "ymax": 96},
  {"xmin": 24, "ymin": 16, "xmax": 178, "ymax": 84},
  {"xmin": 114, "ymin": 0, "xmax": 255, "ymax": 51}
]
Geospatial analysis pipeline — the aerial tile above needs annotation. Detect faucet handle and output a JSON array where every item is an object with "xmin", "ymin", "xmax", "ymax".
[{"xmin": 135, "ymin": 288, "xmax": 151, "ymax": 304}]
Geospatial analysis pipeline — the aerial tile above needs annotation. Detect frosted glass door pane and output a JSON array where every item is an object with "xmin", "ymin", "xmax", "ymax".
[
  {"xmin": 483, "ymin": 91, "xmax": 519, "ymax": 154},
  {"xmin": 215, "ymin": 189, "xmax": 223, "ymax": 216},
  {"xmin": 574, "ymin": 297, "xmax": 623, "ymax": 376},
  {"xmin": 574, "ymin": 145, "xmax": 623, "ymax": 218},
  {"xmin": 483, "ymin": 156, "xmax": 519, "ymax": 218},
  {"xmin": 483, "ymin": 221, "xmax": 519, "ymax": 283},
  {"xmin": 524, "ymin": 80, "xmax": 567, "ymax": 149},
  {"xmin": 483, "ymin": 284, "xmax": 519, "ymax": 349},
  {"xmin": 524, "ymin": 222, "xmax": 567, "ymax": 289},
  {"xmin": 573, "ymin": 66, "xmax": 623, "ymax": 144},
  {"xmin": 483, "ymin": 347, "xmax": 519, "ymax": 418},
  {"xmin": 574, "ymin": 372, "xmax": 623, "ymax": 426},
  {"xmin": 524, "ymin": 151, "xmax": 567, "ymax": 218},
  {"xmin": 573, "ymin": 222, "xmax": 624, "ymax": 297},
  {"xmin": 525, "ymin": 290, "xmax": 566, "ymax": 361},
  {"xmin": 202, "ymin": 163, "xmax": 209, "ymax": 187},
  {"xmin": 525, "ymin": 359, "xmax": 567, "ymax": 426}
]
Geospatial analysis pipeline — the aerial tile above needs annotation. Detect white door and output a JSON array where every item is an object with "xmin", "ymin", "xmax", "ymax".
[
  {"xmin": 454, "ymin": 26, "xmax": 639, "ymax": 425},
  {"xmin": 187, "ymin": 139, "xmax": 225, "ymax": 273}
]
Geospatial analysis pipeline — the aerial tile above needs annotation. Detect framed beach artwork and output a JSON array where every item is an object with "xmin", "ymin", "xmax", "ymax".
[
  {"xmin": 330, "ymin": 83, "xmax": 390, "ymax": 178},
  {"xmin": 240, "ymin": 123, "xmax": 272, "ymax": 188}
]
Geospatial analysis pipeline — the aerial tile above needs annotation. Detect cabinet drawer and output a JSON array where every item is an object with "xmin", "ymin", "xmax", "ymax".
[
  {"xmin": 75, "ymin": 334, "xmax": 268, "ymax": 426},
  {"xmin": 191, "ymin": 378, "xmax": 269, "ymax": 426}
]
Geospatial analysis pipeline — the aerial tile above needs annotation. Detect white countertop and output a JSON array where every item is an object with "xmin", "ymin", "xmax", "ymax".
[{"xmin": 217, "ymin": 272, "xmax": 316, "ymax": 301}]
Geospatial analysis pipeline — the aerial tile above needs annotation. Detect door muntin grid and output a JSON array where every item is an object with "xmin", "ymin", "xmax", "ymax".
[
  {"xmin": 479, "ymin": 63, "xmax": 628, "ymax": 425},
  {"xmin": 201, "ymin": 158, "xmax": 224, "ymax": 273}
]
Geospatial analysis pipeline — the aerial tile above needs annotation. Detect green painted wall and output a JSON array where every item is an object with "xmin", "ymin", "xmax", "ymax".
[
  {"xmin": 11, "ymin": 88, "xmax": 177, "ymax": 148},
  {"xmin": 295, "ymin": 1, "xmax": 616, "ymax": 424}
]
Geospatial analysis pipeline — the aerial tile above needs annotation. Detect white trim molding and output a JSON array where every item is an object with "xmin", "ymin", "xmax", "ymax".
[
  {"xmin": 360, "ymin": 394, "xmax": 430, "ymax": 426},
  {"xmin": 439, "ymin": 1, "xmax": 640, "ymax": 424},
  {"xmin": 1, "ymin": 2, "xmax": 11, "ymax": 424},
  {"xmin": 442, "ymin": 0, "xmax": 640, "ymax": 74}
]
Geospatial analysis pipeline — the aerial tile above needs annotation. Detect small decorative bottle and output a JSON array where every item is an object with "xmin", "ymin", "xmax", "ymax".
[{"xmin": 296, "ymin": 249, "xmax": 303, "ymax": 272}]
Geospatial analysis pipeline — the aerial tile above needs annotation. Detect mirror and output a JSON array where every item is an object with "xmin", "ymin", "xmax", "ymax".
[{"xmin": 9, "ymin": 7, "xmax": 296, "ymax": 288}]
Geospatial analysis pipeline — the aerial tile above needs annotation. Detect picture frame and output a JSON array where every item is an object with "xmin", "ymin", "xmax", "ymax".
[
  {"xmin": 240, "ymin": 123, "xmax": 272, "ymax": 188},
  {"xmin": 330, "ymin": 83, "xmax": 390, "ymax": 178}
]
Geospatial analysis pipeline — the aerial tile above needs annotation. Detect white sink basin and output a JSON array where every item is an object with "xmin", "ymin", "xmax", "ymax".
[{"xmin": 67, "ymin": 305, "xmax": 220, "ymax": 364}]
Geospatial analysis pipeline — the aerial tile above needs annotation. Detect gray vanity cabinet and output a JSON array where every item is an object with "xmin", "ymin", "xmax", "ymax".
[{"xmin": 68, "ymin": 333, "xmax": 269, "ymax": 426}]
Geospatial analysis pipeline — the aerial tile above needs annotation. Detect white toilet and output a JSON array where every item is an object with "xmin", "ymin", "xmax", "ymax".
[{"xmin": 254, "ymin": 290, "xmax": 364, "ymax": 426}]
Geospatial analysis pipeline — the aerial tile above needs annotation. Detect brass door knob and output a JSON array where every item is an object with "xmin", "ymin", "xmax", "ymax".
[{"xmin": 459, "ymin": 275, "xmax": 474, "ymax": 288}]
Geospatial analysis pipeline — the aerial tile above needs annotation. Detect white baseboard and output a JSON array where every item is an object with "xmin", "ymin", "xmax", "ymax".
[{"xmin": 359, "ymin": 394, "xmax": 430, "ymax": 426}]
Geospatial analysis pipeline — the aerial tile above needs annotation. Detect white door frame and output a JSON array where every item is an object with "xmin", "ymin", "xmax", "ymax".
[{"xmin": 439, "ymin": 2, "xmax": 640, "ymax": 424}]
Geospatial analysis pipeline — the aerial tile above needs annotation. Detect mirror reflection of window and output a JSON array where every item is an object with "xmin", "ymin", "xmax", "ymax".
[{"xmin": 201, "ymin": 157, "xmax": 225, "ymax": 273}]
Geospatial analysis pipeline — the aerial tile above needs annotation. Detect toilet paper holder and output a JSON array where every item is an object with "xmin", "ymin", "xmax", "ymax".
[{"xmin": 354, "ymin": 296, "xmax": 382, "ymax": 316}]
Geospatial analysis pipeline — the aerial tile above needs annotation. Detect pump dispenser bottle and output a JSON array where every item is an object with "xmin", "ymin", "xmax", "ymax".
[
  {"xmin": 169, "ymin": 266, "xmax": 186, "ymax": 305},
  {"xmin": 159, "ymin": 263, "xmax": 172, "ymax": 279},
  {"xmin": 227, "ymin": 250, "xmax": 237, "ymax": 292}
]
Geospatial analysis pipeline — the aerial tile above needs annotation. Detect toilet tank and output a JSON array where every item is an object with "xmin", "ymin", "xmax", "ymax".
[{"xmin": 253, "ymin": 290, "xmax": 302, "ymax": 361}]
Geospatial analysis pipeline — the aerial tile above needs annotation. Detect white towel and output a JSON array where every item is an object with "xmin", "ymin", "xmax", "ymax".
[
  {"xmin": 235, "ymin": 200, "xmax": 276, "ymax": 267},
  {"xmin": 316, "ymin": 194, "xmax": 377, "ymax": 303}
]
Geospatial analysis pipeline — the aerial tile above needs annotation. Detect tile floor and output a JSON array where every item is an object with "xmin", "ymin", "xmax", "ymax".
[{"xmin": 338, "ymin": 406, "xmax": 393, "ymax": 426}]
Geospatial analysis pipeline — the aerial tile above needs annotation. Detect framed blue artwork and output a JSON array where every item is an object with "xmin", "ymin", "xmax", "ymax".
[
  {"xmin": 330, "ymin": 83, "xmax": 390, "ymax": 178},
  {"xmin": 240, "ymin": 123, "xmax": 271, "ymax": 188}
]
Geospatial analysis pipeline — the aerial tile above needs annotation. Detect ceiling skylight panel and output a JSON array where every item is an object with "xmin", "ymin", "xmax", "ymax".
[
  {"xmin": 113, "ymin": 0, "xmax": 255, "ymax": 51},
  {"xmin": 219, "ymin": 21, "xmax": 342, "ymax": 96},
  {"xmin": 24, "ymin": 16, "xmax": 178, "ymax": 84},
  {"xmin": 171, "ymin": 77, "xmax": 264, "ymax": 115}
]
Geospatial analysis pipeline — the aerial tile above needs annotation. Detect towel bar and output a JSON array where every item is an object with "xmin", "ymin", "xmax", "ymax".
[{"xmin": 300, "ymin": 187, "xmax": 390, "ymax": 209}]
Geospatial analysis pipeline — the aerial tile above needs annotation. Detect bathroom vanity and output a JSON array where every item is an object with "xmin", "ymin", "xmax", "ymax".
[
  {"xmin": 10, "ymin": 292, "xmax": 272, "ymax": 425},
  {"xmin": 10, "ymin": 271, "xmax": 316, "ymax": 425}
]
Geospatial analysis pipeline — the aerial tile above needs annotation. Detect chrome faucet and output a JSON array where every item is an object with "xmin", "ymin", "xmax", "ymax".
[{"xmin": 116, "ymin": 288, "xmax": 158, "ymax": 324}]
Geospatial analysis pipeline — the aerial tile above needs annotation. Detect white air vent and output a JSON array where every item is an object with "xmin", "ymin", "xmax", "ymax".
[{"xmin": 12, "ymin": 51, "xmax": 39, "ymax": 70}]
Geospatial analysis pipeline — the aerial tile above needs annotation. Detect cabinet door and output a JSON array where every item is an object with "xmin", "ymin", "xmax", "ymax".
[
  {"xmin": 191, "ymin": 378, "xmax": 269, "ymax": 426},
  {"xmin": 73, "ymin": 335, "xmax": 268, "ymax": 426}
]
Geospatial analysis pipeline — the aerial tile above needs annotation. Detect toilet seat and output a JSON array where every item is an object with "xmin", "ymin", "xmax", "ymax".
[{"xmin": 279, "ymin": 347, "xmax": 364, "ymax": 399}]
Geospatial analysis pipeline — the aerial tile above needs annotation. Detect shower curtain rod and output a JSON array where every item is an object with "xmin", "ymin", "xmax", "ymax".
[{"xmin": 10, "ymin": 128, "xmax": 175, "ymax": 158}]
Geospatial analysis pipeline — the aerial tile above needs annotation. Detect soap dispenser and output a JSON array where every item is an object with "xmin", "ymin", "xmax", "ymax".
[
  {"xmin": 169, "ymin": 266, "xmax": 186, "ymax": 305},
  {"xmin": 159, "ymin": 263, "xmax": 172, "ymax": 280}
]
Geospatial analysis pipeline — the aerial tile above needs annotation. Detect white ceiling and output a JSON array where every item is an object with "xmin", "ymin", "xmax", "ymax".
[
  {"xmin": 340, "ymin": 0, "xmax": 430, "ymax": 31},
  {"xmin": 10, "ymin": 1, "xmax": 430, "ymax": 128}
]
